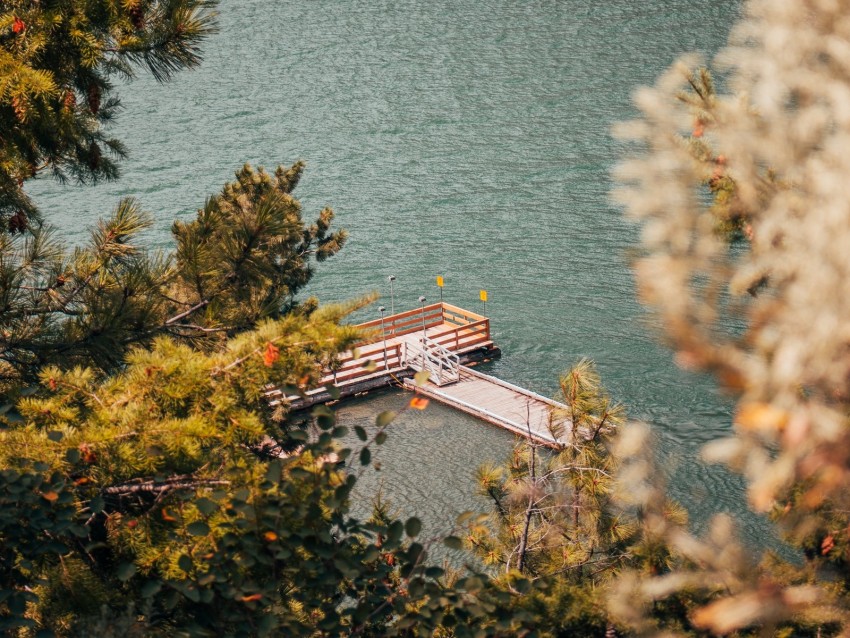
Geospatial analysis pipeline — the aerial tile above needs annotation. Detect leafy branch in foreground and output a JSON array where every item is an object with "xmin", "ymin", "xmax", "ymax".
[
  {"xmin": 611, "ymin": 0, "xmax": 850, "ymax": 634},
  {"xmin": 0, "ymin": 317, "xmax": 541, "ymax": 636}
]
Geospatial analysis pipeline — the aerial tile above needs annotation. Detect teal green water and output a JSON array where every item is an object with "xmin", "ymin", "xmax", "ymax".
[{"xmin": 28, "ymin": 1, "xmax": 770, "ymax": 543}]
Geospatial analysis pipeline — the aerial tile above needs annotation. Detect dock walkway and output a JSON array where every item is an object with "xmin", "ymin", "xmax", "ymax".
[
  {"xmin": 266, "ymin": 302, "xmax": 572, "ymax": 447},
  {"xmin": 404, "ymin": 365, "xmax": 568, "ymax": 446}
]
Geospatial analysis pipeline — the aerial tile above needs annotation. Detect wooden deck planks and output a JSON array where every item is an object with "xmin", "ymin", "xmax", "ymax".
[
  {"xmin": 405, "ymin": 365, "xmax": 572, "ymax": 448},
  {"xmin": 271, "ymin": 303, "xmax": 574, "ymax": 448},
  {"xmin": 272, "ymin": 309, "xmax": 499, "ymax": 410}
]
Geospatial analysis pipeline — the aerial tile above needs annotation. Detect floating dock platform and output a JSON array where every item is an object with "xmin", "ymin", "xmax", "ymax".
[{"xmin": 266, "ymin": 302, "xmax": 572, "ymax": 447}]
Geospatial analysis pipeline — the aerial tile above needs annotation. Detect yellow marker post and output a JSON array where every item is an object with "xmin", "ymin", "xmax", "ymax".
[
  {"xmin": 479, "ymin": 289, "xmax": 487, "ymax": 314},
  {"xmin": 436, "ymin": 276, "xmax": 444, "ymax": 302}
]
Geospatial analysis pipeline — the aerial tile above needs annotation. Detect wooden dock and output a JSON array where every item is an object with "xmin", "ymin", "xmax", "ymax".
[
  {"xmin": 266, "ymin": 302, "xmax": 572, "ymax": 448},
  {"xmin": 403, "ymin": 366, "xmax": 568, "ymax": 447}
]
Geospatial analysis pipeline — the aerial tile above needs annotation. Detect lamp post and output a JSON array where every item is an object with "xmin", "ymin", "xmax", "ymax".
[
  {"xmin": 379, "ymin": 306, "xmax": 388, "ymax": 370},
  {"xmin": 388, "ymin": 275, "xmax": 396, "ymax": 316},
  {"xmin": 418, "ymin": 295, "xmax": 427, "ymax": 343}
]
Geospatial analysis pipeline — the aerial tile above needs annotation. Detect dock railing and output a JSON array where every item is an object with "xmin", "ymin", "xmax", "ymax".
[
  {"xmin": 270, "ymin": 303, "xmax": 493, "ymax": 403},
  {"xmin": 355, "ymin": 302, "xmax": 490, "ymax": 351},
  {"xmin": 320, "ymin": 341, "xmax": 404, "ymax": 385},
  {"xmin": 403, "ymin": 337, "xmax": 460, "ymax": 386},
  {"xmin": 356, "ymin": 303, "xmax": 445, "ymax": 337}
]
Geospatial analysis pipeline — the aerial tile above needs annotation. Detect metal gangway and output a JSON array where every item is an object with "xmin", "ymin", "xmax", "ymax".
[{"xmin": 403, "ymin": 337, "xmax": 460, "ymax": 386}]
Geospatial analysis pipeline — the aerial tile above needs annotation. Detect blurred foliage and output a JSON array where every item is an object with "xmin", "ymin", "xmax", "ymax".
[{"xmin": 613, "ymin": 0, "xmax": 850, "ymax": 634}]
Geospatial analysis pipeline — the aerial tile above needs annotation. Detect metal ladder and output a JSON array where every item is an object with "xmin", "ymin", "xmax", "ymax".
[{"xmin": 404, "ymin": 337, "xmax": 460, "ymax": 386}]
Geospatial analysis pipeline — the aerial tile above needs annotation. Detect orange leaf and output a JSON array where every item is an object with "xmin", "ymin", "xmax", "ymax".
[
  {"xmin": 263, "ymin": 342, "xmax": 280, "ymax": 367},
  {"xmin": 48, "ymin": 377, "xmax": 57, "ymax": 391},
  {"xmin": 78, "ymin": 443, "xmax": 97, "ymax": 464},
  {"xmin": 12, "ymin": 17, "xmax": 25, "ymax": 34},
  {"xmin": 241, "ymin": 593, "xmax": 263, "ymax": 602},
  {"xmin": 409, "ymin": 397, "xmax": 429, "ymax": 410},
  {"xmin": 127, "ymin": 519, "xmax": 138, "ymax": 529},
  {"xmin": 821, "ymin": 535, "xmax": 835, "ymax": 555},
  {"xmin": 73, "ymin": 477, "xmax": 91, "ymax": 486},
  {"xmin": 41, "ymin": 491, "xmax": 59, "ymax": 502},
  {"xmin": 263, "ymin": 531, "xmax": 278, "ymax": 542},
  {"xmin": 161, "ymin": 508, "xmax": 177, "ymax": 522}
]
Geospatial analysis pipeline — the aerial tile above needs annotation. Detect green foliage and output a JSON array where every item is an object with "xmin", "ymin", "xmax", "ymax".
[
  {"xmin": 0, "ymin": 336, "xmax": 545, "ymax": 635},
  {"xmin": 0, "ymin": 463, "xmax": 84, "ymax": 633},
  {"xmin": 172, "ymin": 162, "xmax": 347, "ymax": 332},
  {"xmin": 507, "ymin": 579, "xmax": 610, "ymax": 638},
  {"xmin": 0, "ymin": 160, "xmax": 346, "ymax": 387},
  {"xmin": 0, "ymin": 316, "xmax": 352, "ymax": 632},
  {"xmin": 469, "ymin": 359, "xmax": 629, "ymax": 581},
  {"xmin": 0, "ymin": 0, "xmax": 218, "ymax": 230}
]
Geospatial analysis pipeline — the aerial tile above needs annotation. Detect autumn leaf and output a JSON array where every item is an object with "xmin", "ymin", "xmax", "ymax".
[
  {"xmin": 263, "ymin": 531, "xmax": 278, "ymax": 542},
  {"xmin": 79, "ymin": 443, "xmax": 97, "ymax": 464},
  {"xmin": 161, "ymin": 508, "xmax": 177, "ymax": 522},
  {"xmin": 41, "ymin": 491, "xmax": 59, "ymax": 502},
  {"xmin": 410, "ymin": 397, "xmax": 429, "ymax": 410},
  {"xmin": 241, "ymin": 593, "xmax": 263, "ymax": 602},
  {"xmin": 821, "ymin": 535, "xmax": 835, "ymax": 555},
  {"xmin": 263, "ymin": 342, "xmax": 280, "ymax": 367},
  {"xmin": 12, "ymin": 17, "xmax": 25, "ymax": 34}
]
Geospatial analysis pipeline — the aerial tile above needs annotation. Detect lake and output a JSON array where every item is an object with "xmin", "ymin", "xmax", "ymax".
[{"xmin": 28, "ymin": 0, "xmax": 773, "ymax": 545}]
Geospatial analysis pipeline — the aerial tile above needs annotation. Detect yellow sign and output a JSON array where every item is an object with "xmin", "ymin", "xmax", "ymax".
[
  {"xmin": 436, "ymin": 276, "xmax": 444, "ymax": 288},
  {"xmin": 479, "ymin": 289, "xmax": 488, "ymax": 302}
]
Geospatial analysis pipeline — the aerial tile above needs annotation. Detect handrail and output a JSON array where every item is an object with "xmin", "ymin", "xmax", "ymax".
[
  {"xmin": 404, "ymin": 336, "xmax": 460, "ymax": 386},
  {"xmin": 427, "ymin": 318, "xmax": 490, "ymax": 347},
  {"xmin": 356, "ymin": 303, "xmax": 444, "ymax": 334},
  {"xmin": 353, "ymin": 302, "xmax": 488, "ymax": 342}
]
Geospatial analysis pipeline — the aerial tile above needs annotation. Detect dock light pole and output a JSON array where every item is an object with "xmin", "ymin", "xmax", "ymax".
[
  {"xmin": 418, "ymin": 296, "xmax": 427, "ymax": 342},
  {"xmin": 388, "ymin": 275, "xmax": 396, "ymax": 316},
  {"xmin": 379, "ymin": 306, "xmax": 388, "ymax": 370}
]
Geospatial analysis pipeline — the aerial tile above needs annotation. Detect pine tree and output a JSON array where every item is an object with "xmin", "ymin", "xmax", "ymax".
[
  {"xmin": 0, "ymin": 161, "xmax": 346, "ymax": 388},
  {"xmin": 171, "ymin": 162, "xmax": 348, "ymax": 334},
  {"xmin": 0, "ymin": 0, "xmax": 217, "ymax": 231},
  {"xmin": 466, "ymin": 361, "xmax": 702, "ymax": 637},
  {"xmin": 464, "ymin": 361, "xmax": 631, "ymax": 636},
  {"xmin": 0, "ymin": 328, "xmax": 545, "ymax": 635},
  {"xmin": 469, "ymin": 360, "xmax": 630, "ymax": 581}
]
